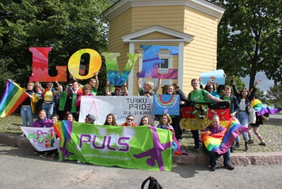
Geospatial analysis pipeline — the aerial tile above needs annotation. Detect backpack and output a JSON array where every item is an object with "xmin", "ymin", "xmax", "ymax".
[
  {"xmin": 141, "ymin": 176, "xmax": 163, "ymax": 189},
  {"xmin": 188, "ymin": 89, "xmax": 207, "ymax": 102}
]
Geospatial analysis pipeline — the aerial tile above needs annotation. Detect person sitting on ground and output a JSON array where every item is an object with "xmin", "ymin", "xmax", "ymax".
[
  {"xmin": 85, "ymin": 114, "xmax": 96, "ymax": 124},
  {"xmin": 103, "ymin": 113, "xmax": 118, "ymax": 126},
  {"xmin": 121, "ymin": 115, "xmax": 137, "ymax": 127},
  {"xmin": 202, "ymin": 114, "xmax": 235, "ymax": 171},
  {"xmin": 139, "ymin": 116, "xmax": 153, "ymax": 126}
]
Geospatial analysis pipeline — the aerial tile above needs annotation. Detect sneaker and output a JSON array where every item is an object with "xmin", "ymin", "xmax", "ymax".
[
  {"xmin": 20, "ymin": 133, "xmax": 25, "ymax": 137},
  {"xmin": 224, "ymin": 164, "xmax": 235, "ymax": 170},
  {"xmin": 193, "ymin": 147, "xmax": 200, "ymax": 152},
  {"xmin": 209, "ymin": 167, "xmax": 215, "ymax": 171},
  {"xmin": 248, "ymin": 139, "xmax": 254, "ymax": 144},
  {"xmin": 33, "ymin": 151, "xmax": 38, "ymax": 155},
  {"xmin": 77, "ymin": 161, "xmax": 81, "ymax": 163},
  {"xmin": 258, "ymin": 142, "xmax": 266, "ymax": 146}
]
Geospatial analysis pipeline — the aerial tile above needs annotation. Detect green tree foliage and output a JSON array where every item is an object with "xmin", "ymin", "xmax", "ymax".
[
  {"xmin": 0, "ymin": 0, "xmax": 112, "ymax": 93},
  {"xmin": 209, "ymin": 0, "xmax": 282, "ymax": 89},
  {"xmin": 265, "ymin": 85, "xmax": 282, "ymax": 107}
]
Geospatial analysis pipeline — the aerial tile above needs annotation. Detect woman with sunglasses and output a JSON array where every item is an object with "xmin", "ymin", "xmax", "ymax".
[{"xmin": 120, "ymin": 115, "xmax": 137, "ymax": 127}]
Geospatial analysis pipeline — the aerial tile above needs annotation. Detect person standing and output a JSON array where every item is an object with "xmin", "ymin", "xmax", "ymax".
[
  {"xmin": 188, "ymin": 78, "xmax": 224, "ymax": 152},
  {"xmin": 232, "ymin": 79, "xmax": 259, "ymax": 151}
]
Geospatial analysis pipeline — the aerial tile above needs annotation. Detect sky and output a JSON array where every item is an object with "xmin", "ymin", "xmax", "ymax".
[{"xmin": 241, "ymin": 71, "xmax": 274, "ymax": 93}]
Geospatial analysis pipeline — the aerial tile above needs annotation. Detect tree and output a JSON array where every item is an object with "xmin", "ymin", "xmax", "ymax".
[
  {"xmin": 0, "ymin": 0, "xmax": 112, "ymax": 93},
  {"xmin": 209, "ymin": 0, "xmax": 282, "ymax": 89},
  {"xmin": 265, "ymin": 84, "xmax": 282, "ymax": 107}
]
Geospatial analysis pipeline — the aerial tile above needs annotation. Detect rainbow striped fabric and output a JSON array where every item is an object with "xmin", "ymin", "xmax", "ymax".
[
  {"xmin": 201, "ymin": 119, "xmax": 248, "ymax": 155},
  {"xmin": 0, "ymin": 80, "xmax": 29, "ymax": 117},
  {"xmin": 251, "ymin": 99, "xmax": 282, "ymax": 116}
]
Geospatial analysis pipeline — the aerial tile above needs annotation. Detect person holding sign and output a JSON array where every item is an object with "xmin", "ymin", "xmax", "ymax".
[
  {"xmin": 157, "ymin": 113, "xmax": 177, "ymax": 154},
  {"xmin": 89, "ymin": 72, "xmax": 99, "ymax": 96},
  {"xmin": 103, "ymin": 113, "xmax": 118, "ymax": 126},
  {"xmin": 65, "ymin": 81, "xmax": 83, "ymax": 121},
  {"xmin": 106, "ymin": 81, "xmax": 128, "ymax": 96},
  {"xmin": 136, "ymin": 73, "xmax": 161, "ymax": 96},
  {"xmin": 139, "ymin": 116, "xmax": 153, "ymax": 126},
  {"xmin": 121, "ymin": 115, "xmax": 137, "ymax": 127},
  {"xmin": 188, "ymin": 78, "xmax": 224, "ymax": 152}
]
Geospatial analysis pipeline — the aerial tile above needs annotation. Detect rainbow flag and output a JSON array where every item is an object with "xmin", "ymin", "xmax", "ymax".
[
  {"xmin": 201, "ymin": 119, "xmax": 248, "ymax": 155},
  {"xmin": 251, "ymin": 99, "xmax": 282, "ymax": 116},
  {"xmin": 53, "ymin": 120, "xmax": 72, "ymax": 142},
  {"xmin": 0, "ymin": 80, "xmax": 29, "ymax": 117}
]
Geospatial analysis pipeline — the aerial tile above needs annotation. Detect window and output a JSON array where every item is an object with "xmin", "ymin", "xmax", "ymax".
[{"xmin": 157, "ymin": 49, "xmax": 173, "ymax": 86}]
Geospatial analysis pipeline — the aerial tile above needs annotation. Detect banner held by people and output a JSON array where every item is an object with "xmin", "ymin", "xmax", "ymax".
[
  {"xmin": 79, "ymin": 96, "xmax": 154, "ymax": 125},
  {"xmin": 54, "ymin": 121, "xmax": 173, "ymax": 171},
  {"xmin": 21, "ymin": 126, "xmax": 59, "ymax": 152}
]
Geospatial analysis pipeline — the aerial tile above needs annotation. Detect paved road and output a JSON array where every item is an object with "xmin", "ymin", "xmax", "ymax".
[{"xmin": 1, "ymin": 145, "xmax": 282, "ymax": 189}]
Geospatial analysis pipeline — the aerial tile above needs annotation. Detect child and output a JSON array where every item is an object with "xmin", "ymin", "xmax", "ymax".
[
  {"xmin": 103, "ymin": 113, "xmax": 118, "ymax": 126},
  {"xmin": 202, "ymin": 114, "xmax": 235, "ymax": 171}
]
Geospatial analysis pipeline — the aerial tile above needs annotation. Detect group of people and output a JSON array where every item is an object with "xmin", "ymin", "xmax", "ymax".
[{"xmin": 18, "ymin": 73, "xmax": 269, "ymax": 171}]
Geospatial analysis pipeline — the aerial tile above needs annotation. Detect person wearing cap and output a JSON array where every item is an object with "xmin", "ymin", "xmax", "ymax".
[{"xmin": 85, "ymin": 114, "xmax": 96, "ymax": 124}]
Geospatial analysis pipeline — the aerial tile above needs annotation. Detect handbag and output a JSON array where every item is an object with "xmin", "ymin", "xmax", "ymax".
[
  {"xmin": 141, "ymin": 176, "xmax": 163, "ymax": 189},
  {"xmin": 248, "ymin": 106, "xmax": 256, "ymax": 124}
]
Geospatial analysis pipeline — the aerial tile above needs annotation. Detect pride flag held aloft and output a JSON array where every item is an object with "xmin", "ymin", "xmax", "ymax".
[
  {"xmin": 0, "ymin": 80, "xmax": 29, "ymax": 118},
  {"xmin": 251, "ymin": 99, "xmax": 282, "ymax": 116}
]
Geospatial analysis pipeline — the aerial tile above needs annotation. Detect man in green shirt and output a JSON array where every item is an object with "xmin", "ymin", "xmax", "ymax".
[{"xmin": 188, "ymin": 78, "xmax": 224, "ymax": 152}]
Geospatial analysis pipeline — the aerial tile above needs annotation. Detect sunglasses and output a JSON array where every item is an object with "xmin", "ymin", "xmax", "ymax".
[{"xmin": 127, "ymin": 118, "xmax": 134, "ymax": 121}]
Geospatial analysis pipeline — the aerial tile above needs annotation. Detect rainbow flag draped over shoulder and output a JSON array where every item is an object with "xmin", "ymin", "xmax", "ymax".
[
  {"xmin": 251, "ymin": 99, "xmax": 282, "ymax": 116},
  {"xmin": 0, "ymin": 80, "xmax": 29, "ymax": 117},
  {"xmin": 201, "ymin": 119, "xmax": 248, "ymax": 155}
]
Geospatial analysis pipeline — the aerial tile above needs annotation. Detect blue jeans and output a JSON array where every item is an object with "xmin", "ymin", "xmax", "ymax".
[
  {"xmin": 208, "ymin": 149, "xmax": 230, "ymax": 167},
  {"xmin": 20, "ymin": 106, "xmax": 33, "ymax": 126},
  {"xmin": 42, "ymin": 102, "xmax": 54, "ymax": 119},
  {"xmin": 235, "ymin": 111, "xmax": 249, "ymax": 142}
]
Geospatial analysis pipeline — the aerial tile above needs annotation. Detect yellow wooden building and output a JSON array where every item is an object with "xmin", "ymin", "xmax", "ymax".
[{"xmin": 103, "ymin": 0, "xmax": 225, "ymax": 95}]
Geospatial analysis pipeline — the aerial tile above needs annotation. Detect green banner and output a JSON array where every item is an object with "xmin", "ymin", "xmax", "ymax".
[{"xmin": 55, "ymin": 121, "xmax": 173, "ymax": 171}]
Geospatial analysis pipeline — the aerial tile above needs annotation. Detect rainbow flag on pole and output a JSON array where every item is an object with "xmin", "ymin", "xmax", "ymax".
[{"xmin": 0, "ymin": 79, "xmax": 28, "ymax": 117}]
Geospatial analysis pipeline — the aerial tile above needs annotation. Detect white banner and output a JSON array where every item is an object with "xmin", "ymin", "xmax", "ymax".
[
  {"xmin": 20, "ymin": 126, "xmax": 58, "ymax": 152},
  {"xmin": 79, "ymin": 96, "xmax": 154, "ymax": 125}
]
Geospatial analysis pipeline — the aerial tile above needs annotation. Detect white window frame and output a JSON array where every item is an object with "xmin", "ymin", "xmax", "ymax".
[{"xmin": 157, "ymin": 49, "xmax": 173, "ymax": 86}]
